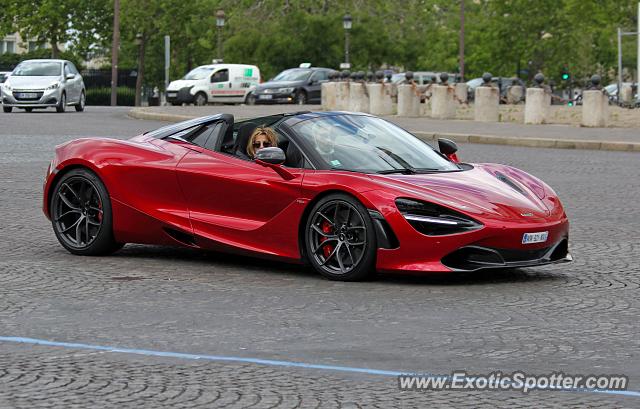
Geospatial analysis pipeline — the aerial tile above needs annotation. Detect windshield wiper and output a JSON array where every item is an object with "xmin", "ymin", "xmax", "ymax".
[
  {"xmin": 376, "ymin": 168, "xmax": 417, "ymax": 174},
  {"xmin": 376, "ymin": 167, "xmax": 441, "ymax": 174}
]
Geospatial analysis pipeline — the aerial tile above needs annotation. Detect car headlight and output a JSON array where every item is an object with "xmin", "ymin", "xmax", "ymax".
[
  {"xmin": 395, "ymin": 198, "xmax": 483, "ymax": 236},
  {"xmin": 276, "ymin": 87, "xmax": 295, "ymax": 93},
  {"xmin": 46, "ymin": 82, "xmax": 60, "ymax": 90}
]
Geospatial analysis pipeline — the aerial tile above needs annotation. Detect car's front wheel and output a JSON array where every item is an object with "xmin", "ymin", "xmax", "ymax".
[
  {"xmin": 296, "ymin": 90, "xmax": 307, "ymax": 105},
  {"xmin": 75, "ymin": 91, "xmax": 85, "ymax": 112},
  {"xmin": 194, "ymin": 92, "xmax": 207, "ymax": 106},
  {"xmin": 305, "ymin": 194, "xmax": 377, "ymax": 281},
  {"xmin": 3, "ymin": 106, "xmax": 12, "ymax": 113},
  {"xmin": 56, "ymin": 92, "xmax": 66, "ymax": 113},
  {"xmin": 51, "ymin": 168, "xmax": 123, "ymax": 256}
]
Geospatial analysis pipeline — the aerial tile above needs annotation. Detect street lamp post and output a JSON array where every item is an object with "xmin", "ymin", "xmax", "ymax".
[
  {"xmin": 216, "ymin": 9, "xmax": 225, "ymax": 62},
  {"xmin": 134, "ymin": 33, "xmax": 144, "ymax": 107},
  {"xmin": 343, "ymin": 14, "xmax": 352, "ymax": 69}
]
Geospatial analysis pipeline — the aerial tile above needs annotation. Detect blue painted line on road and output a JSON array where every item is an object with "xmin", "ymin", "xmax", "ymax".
[{"xmin": 0, "ymin": 336, "xmax": 638, "ymax": 399}]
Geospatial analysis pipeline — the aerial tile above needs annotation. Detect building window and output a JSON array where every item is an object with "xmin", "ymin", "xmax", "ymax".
[
  {"xmin": 28, "ymin": 41, "xmax": 44, "ymax": 52},
  {"xmin": 5, "ymin": 41, "xmax": 15, "ymax": 54}
]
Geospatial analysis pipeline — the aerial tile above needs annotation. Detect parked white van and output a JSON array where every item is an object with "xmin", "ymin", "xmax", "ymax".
[{"xmin": 166, "ymin": 64, "xmax": 260, "ymax": 105}]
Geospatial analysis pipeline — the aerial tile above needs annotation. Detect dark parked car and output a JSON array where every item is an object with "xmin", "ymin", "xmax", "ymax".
[
  {"xmin": 466, "ymin": 77, "xmax": 525, "ymax": 102},
  {"xmin": 253, "ymin": 67, "xmax": 333, "ymax": 105}
]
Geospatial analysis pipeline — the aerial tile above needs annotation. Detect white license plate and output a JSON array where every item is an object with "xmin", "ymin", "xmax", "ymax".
[
  {"xmin": 16, "ymin": 92, "xmax": 38, "ymax": 99},
  {"xmin": 522, "ymin": 231, "xmax": 548, "ymax": 244},
  {"xmin": 167, "ymin": 92, "xmax": 177, "ymax": 97},
  {"xmin": 258, "ymin": 94, "xmax": 272, "ymax": 100}
]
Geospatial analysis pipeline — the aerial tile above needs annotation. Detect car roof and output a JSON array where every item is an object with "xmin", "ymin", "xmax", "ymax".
[
  {"xmin": 18, "ymin": 59, "xmax": 67, "ymax": 63},
  {"xmin": 193, "ymin": 64, "xmax": 258, "ymax": 69}
]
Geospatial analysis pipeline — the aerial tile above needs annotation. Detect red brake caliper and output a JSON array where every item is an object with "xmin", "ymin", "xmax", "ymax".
[{"xmin": 320, "ymin": 220, "xmax": 333, "ymax": 258}]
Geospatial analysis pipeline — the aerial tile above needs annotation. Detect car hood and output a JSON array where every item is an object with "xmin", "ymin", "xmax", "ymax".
[
  {"xmin": 368, "ymin": 163, "xmax": 554, "ymax": 222},
  {"xmin": 167, "ymin": 79, "xmax": 199, "ymax": 90},
  {"xmin": 256, "ymin": 81, "xmax": 300, "ymax": 90},
  {"xmin": 7, "ymin": 76, "xmax": 62, "ymax": 89}
]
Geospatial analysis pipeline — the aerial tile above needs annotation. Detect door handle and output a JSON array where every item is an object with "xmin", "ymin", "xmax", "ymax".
[{"xmin": 228, "ymin": 83, "xmax": 231, "ymax": 88}]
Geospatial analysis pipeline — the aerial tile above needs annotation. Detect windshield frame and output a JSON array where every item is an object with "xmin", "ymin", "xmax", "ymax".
[
  {"xmin": 183, "ymin": 66, "xmax": 215, "ymax": 81},
  {"xmin": 12, "ymin": 61, "xmax": 63, "ymax": 77},
  {"xmin": 285, "ymin": 114, "xmax": 461, "ymax": 174},
  {"xmin": 272, "ymin": 69, "xmax": 312, "ymax": 82}
]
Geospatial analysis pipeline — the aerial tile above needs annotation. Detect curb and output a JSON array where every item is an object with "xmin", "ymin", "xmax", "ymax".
[{"xmin": 128, "ymin": 108, "xmax": 640, "ymax": 153}]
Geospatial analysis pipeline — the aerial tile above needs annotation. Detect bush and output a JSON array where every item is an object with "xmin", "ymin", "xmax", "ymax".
[
  {"xmin": 0, "ymin": 49, "xmax": 84, "ymax": 71},
  {"xmin": 86, "ymin": 87, "xmax": 135, "ymax": 106}
]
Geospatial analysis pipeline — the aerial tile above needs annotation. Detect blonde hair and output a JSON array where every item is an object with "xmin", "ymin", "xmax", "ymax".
[{"xmin": 247, "ymin": 126, "xmax": 278, "ymax": 158}]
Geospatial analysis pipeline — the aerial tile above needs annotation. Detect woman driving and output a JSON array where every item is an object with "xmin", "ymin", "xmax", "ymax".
[{"xmin": 247, "ymin": 127, "xmax": 278, "ymax": 159}]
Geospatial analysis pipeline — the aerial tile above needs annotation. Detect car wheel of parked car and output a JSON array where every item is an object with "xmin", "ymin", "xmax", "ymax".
[
  {"xmin": 51, "ymin": 168, "xmax": 123, "ymax": 256},
  {"xmin": 25, "ymin": 108, "xmax": 33, "ymax": 113},
  {"xmin": 3, "ymin": 106, "xmax": 12, "ymax": 113},
  {"xmin": 56, "ymin": 93, "xmax": 66, "ymax": 113},
  {"xmin": 296, "ymin": 90, "xmax": 307, "ymax": 105},
  {"xmin": 194, "ymin": 92, "xmax": 207, "ymax": 106},
  {"xmin": 245, "ymin": 93, "xmax": 256, "ymax": 105},
  {"xmin": 304, "ymin": 193, "xmax": 377, "ymax": 281},
  {"xmin": 75, "ymin": 91, "xmax": 85, "ymax": 112}
]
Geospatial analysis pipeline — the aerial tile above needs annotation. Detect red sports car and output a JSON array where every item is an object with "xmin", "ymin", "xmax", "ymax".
[{"xmin": 43, "ymin": 111, "xmax": 571, "ymax": 281}]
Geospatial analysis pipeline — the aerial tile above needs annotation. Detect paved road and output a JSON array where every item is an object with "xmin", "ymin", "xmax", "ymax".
[{"xmin": 1, "ymin": 107, "xmax": 639, "ymax": 408}]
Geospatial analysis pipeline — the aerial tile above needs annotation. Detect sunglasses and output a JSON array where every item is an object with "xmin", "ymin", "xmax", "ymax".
[{"xmin": 252, "ymin": 141, "xmax": 273, "ymax": 149}]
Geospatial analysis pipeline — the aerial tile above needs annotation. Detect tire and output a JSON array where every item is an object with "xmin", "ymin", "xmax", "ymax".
[
  {"xmin": 3, "ymin": 106, "xmax": 12, "ymax": 113},
  {"xmin": 304, "ymin": 193, "xmax": 377, "ymax": 281},
  {"xmin": 25, "ymin": 108, "xmax": 33, "ymax": 113},
  {"xmin": 56, "ymin": 92, "xmax": 66, "ymax": 113},
  {"xmin": 50, "ymin": 168, "xmax": 122, "ymax": 256},
  {"xmin": 245, "ymin": 92, "xmax": 256, "ymax": 105},
  {"xmin": 194, "ymin": 92, "xmax": 207, "ymax": 106},
  {"xmin": 75, "ymin": 91, "xmax": 85, "ymax": 112},
  {"xmin": 296, "ymin": 90, "xmax": 307, "ymax": 105}
]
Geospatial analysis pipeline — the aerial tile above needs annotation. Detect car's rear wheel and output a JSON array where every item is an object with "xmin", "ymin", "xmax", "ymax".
[
  {"xmin": 305, "ymin": 194, "xmax": 376, "ymax": 281},
  {"xmin": 245, "ymin": 92, "xmax": 256, "ymax": 105},
  {"xmin": 56, "ymin": 92, "xmax": 66, "ymax": 113},
  {"xmin": 3, "ymin": 106, "xmax": 12, "ymax": 113},
  {"xmin": 51, "ymin": 168, "xmax": 123, "ymax": 256},
  {"xmin": 194, "ymin": 92, "xmax": 207, "ymax": 106},
  {"xmin": 75, "ymin": 91, "xmax": 85, "ymax": 112}
]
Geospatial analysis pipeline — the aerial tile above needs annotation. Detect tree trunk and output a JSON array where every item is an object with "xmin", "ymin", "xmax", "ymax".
[
  {"xmin": 110, "ymin": 0, "xmax": 121, "ymax": 106},
  {"xmin": 50, "ymin": 41, "xmax": 60, "ymax": 59},
  {"xmin": 135, "ymin": 37, "xmax": 145, "ymax": 107}
]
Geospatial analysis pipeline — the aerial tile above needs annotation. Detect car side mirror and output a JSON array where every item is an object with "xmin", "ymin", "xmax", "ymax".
[
  {"xmin": 255, "ymin": 147, "xmax": 296, "ymax": 180},
  {"xmin": 255, "ymin": 147, "xmax": 285, "ymax": 165},
  {"xmin": 66, "ymin": 73, "xmax": 75, "ymax": 80},
  {"xmin": 438, "ymin": 138, "xmax": 460, "ymax": 163}
]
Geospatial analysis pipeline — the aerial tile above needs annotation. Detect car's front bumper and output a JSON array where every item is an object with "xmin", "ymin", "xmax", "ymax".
[
  {"xmin": 254, "ymin": 91, "xmax": 296, "ymax": 104},
  {"xmin": 1, "ymin": 87, "xmax": 62, "ymax": 107},
  {"xmin": 166, "ymin": 87, "xmax": 195, "ymax": 104}
]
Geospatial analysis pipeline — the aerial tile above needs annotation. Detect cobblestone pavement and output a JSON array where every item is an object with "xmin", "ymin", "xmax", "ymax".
[{"xmin": 0, "ymin": 107, "xmax": 639, "ymax": 408}]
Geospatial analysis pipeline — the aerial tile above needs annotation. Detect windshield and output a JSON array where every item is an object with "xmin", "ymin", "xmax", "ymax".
[
  {"xmin": 293, "ymin": 115, "xmax": 460, "ymax": 173},
  {"xmin": 13, "ymin": 61, "xmax": 62, "ymax": 77},
  {"xmin": 273, "ymin": 69, "xmax": 311, "ymax": 82},
  {"xmin": 183, "ymin": 66, "xmax": 214, "ymax": 80}
]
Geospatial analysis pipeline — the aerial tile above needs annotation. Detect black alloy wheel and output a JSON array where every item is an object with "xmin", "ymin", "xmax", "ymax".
[
  {"xmin": 51, "ymin": 168, "xmax": 122, "ymax": 255},
  {"xmin": 305, "ymin": 194, "xmax": 376, "ymax": 281}
]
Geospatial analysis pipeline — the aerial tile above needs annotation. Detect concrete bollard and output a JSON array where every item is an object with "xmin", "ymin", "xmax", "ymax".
[
  {"xmin": 524, "ymin": 88, "xmax": 550, "ymax": 124},
  {"xmin": 474, "ymin": 86, "xmax": 499, "ymax": 122},
  {"xmin": 506, "ymin": 85, "xmax": 524, "ymax": 104},
  {"xmin": 454, "ymin": 83, "xmax": 468, "ymax": 104},
  {"xmin": 431, "ymin": 84, "xmax": 456, "ymax": 119},
  {"xmin": 349, "ymin": 82, "xmax": 369, "ymax": 113},
  {"xmin": 581, "ymin": 90, "xmax": 609, "ymax": 127},
  {"xmin": 334, "ymin": 82, "xmax": 350, "ymax": 111},
  {"xmin": 321, "ymin": 81, "xmax": 337, "ymax": 110},
  {"xmin": 397, "ymin": 84, "xmax": 420, "ymax": 117},
  {"xmin": 620, "ymin": 84, "xmax": 633, "ymax": 104},
  {"xmin": 368, "ymin": 83, "xmax": 394, "ymax": 116}
]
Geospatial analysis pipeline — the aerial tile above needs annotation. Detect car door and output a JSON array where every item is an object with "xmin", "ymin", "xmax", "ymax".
[
  {"xmin": 308, "ymin": 70, "xmax": 328, "ymax": 102},
  {"xmin": 175, "ymin": 132, "xmax": 305, "ymax": 260},
  {"xmin": 209, "ymin": 68, "xmax": 231, "ymax": 103},
  {"xmin": 63, "ymin": 63, "xmax": 78, "ymax": 102}
]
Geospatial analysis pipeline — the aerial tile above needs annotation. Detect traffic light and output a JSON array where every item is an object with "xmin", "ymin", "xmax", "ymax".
[
  {"xmin": 561, "ymin": 67, "xmax": 570, "ymax": 82},
  {"xmin": 562, "ymin": 72, "xmax": 570, "ymax": 81}
]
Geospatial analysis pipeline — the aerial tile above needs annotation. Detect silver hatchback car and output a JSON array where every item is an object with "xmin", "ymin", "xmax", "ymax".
[{"xmin": 1, "ymin": 59, "xmax": 85, "ymax": 113}]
